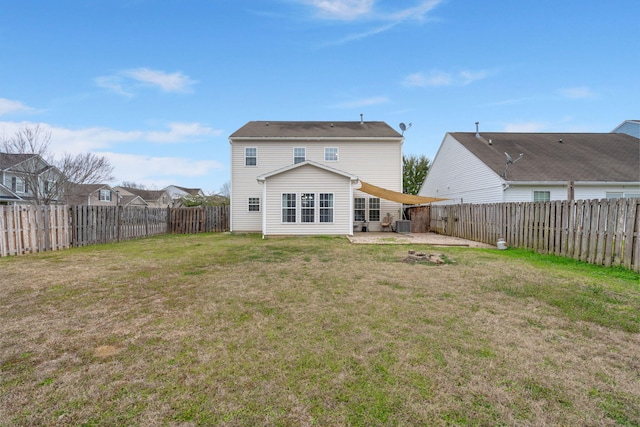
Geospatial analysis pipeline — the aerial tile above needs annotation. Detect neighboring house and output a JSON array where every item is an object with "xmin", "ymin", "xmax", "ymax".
[
  {"xmin": 229, "ymin": 120, "xmax": 405, "ymax": 236},
  {"xmin": 612, "ymin": 120, "xmax": 640, "ymax": 139},
  {"xmin": 113, "ymin": 186, "xmax": 171, "ymax": 208},
  {"xmin": 0, "ymin": 152, "xmax": 63, "ymax": 205},
  {"xmin": 65, "ymin": 183, "xmax": 119, "ymax": 206},
  {"xmin": 419, "ymin": 132, "xmax": 640, "ymax": 205},
  {"xmin": 164, "ymin": 185, "xmax": 205, "ymax": 207}
]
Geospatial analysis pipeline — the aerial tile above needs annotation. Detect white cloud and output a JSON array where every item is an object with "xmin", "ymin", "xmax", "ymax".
[
  {"xmin": 559, "ymin": 86, "xmax": 595, "ymax": 99},
  {"xmin": 305, "ymin": 0, "xmax": 374, "ymax": 20},
  {"xmin": 122, "ymin": 68, "xmax": 197, "ymax": 93},
  {"xmin": 302, "ymin": 0, "xmax": 443, "ymax": 42},
  {"xmin": 0, "ymin": 98, "xmax": 35, "ymax": 116},
  {"xmin": 403, "ymin": 68, "xmax": 491, "ymax": 88},
  {"xmin": 332, "ymin": 96, "xmax": 389, "ymax": 108},
  {"xmin": 0, "ymin": 121, "xmax": 222, "ymax": 154},
  {"xmin": 103, "ymin": 152, "xmax": 224, "ymax": 186},
  {"xmin": 96, "ymin": 68, "xmax": 197, "ymax": 96}
]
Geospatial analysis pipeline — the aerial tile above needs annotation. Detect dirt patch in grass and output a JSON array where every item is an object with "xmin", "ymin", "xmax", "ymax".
[{"xmin": 1, "ymin": 234, "xmax": 638, "ymax": 426}]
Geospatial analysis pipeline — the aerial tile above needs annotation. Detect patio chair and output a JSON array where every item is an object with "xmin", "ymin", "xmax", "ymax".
[{"xmin": 381, "ymin": 213, "xmax": 393, "ymax": 232}]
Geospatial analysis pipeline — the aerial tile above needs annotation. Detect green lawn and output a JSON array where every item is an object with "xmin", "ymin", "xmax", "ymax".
[{"xmin": 1, "ymin": 233, "xmax": 638, "ymax": 426}]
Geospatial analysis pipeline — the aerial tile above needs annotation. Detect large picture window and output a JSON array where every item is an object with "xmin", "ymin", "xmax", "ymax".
[
  {"xmin": 245, "ymin": 147, "xmax": 257, "ymax": 166},
  {"xmin": 282, "ymin": 193, "xmax": 296, "ymax": 223},
  {"xmin": 320, "ymin": 193, "xmax": 334, "ymax": 223},
  {"xmin": 301, "ymin": 193, "xmax": 315, "ymax": 222}
]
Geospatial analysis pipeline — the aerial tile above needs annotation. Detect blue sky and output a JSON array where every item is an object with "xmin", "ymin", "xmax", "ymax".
[{"xmin": 1, "ymin": 0, "xmax": 637, "ymax": 193}]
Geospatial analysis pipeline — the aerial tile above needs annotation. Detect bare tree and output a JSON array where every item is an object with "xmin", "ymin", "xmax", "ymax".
[
  {"xmin": 120, "ymin": 181, "xmax": 147, "ymax": 190},
  {"xmin": 219, "ymin": 181, "xmax": 230, "ymax": 198},
  {"xmin": 1, "ymin": 124, "xmax": 114, "ymax": 205}
]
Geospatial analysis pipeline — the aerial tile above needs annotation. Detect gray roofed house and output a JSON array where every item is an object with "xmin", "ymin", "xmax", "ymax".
[
  {"xmin": 113, "ymin": 186, "xmax": 171, "ymax": 208},
  {"xmin": 229, "ymin": 120, "xmax": 404, "ymax": 236},
  {"xmin": 419, "ymin": 131, "xmax": 640, "ymax": 205},
  {"xmin": 229, "ymin": 121, "xmax": 402, "ymax": 139},
  {"xmin": 0, "ymin": 152, "xmax": 63, "ymax": 205},
  {"xmin": 65, "ymin": 183, "xmax": 118, "ymax": 206}
]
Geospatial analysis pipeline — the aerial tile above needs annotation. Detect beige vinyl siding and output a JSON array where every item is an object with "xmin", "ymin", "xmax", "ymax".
[
  {"xmin": 420, "ymin": 134, "xmax": 504, "ymax": 205},
  {"xmin": 263, "ymin": 164, "xmax": 352, "ymax": 235},
  {"xmin": 231, "ymin": 137, "xmax": 402, "ymax": 233}
]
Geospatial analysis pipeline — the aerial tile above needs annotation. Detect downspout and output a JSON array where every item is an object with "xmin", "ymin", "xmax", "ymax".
[{"xmin": 261, "ymin": 179, "xmax": 267, "ymax": 239}]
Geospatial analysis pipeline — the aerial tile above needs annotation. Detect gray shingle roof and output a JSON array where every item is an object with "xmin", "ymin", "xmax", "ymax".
[
  {"xmin": 451, "ymin": 132, "xmax": 639, "ymax": 182},
  {"xmin": 0, "ymin": 153, "xmax": 37, "ymax": 170},
  {"xmin": 229, "ymin": 121, "xmax": 402, "ymax": 139}
]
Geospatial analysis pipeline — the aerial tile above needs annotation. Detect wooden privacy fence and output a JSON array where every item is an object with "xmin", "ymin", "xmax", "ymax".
[
  {"xmin": 430, "ymin": 198, "xmax": 640, "ymax": 272},
  {"xmin": 0, "ymin": 205, "xmax": 70, "ymax": 256},
  {"xmin": 0, "ymin": 205, "xmax": 230, "ymax": 256},
  {"xmin": 169, "ymin": 206, "xmax": 229, "ymax": 234}
]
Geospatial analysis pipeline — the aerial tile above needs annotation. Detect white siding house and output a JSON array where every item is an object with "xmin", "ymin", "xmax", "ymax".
[
  {"xmin": 229, "ymin": 121, "xmax": 404, "ymax": 236},
  {"xmin": 420, "ymin": 132, "xmax": 640, "ymax": 205}
]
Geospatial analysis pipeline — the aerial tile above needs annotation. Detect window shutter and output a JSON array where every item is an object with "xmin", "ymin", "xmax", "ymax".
[{"xmin": 11, "ymin": 177, "xmax": 16, "ymax": 192}]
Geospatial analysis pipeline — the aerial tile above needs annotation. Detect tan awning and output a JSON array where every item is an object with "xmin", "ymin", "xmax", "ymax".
[{"xmin": 357, "ymin": 181, "xmax": 448, "ymax": 205}]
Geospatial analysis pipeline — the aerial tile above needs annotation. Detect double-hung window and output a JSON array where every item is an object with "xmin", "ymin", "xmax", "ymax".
[
  {"xmin": 324, "ymin": 147, "xmax": 338, "ymax": 162},
  {"xmin": 368, "ymin": 198, "xmax": 380, "ymax": 221},
  {"xmin": 301, "ymin": 193, "xmax": 315, "ymax": 222},
  {"xmin": 294, "ymin": 147, "xmax": 306, "ymax": 164},
  {"xmin": 245, "ymin": 147, "xmax": 257, "ymax": 166},
  {"xmin": 99, "ymin": 189, "xmax": 112, "ymax": 202},
  {"xmin": 248, "ymin": 197, "xmax": 260, "ymax": 212},
  {"xmin": 354, "ymin": 197, "xmax": 365, "ymax": 221},
  {"xmin": 320, "ymin": 193, "xmax": 334, "ymax": 223},
  {"xmin": 12, "ymin": 177, "xmax": 26, "ymax": 193},
  {"xmin": 282, "ymin": 193, "xmax": 296, "ymax": 223},
  {"xmin": 533, "ymin": 191, "xmax": 550, "ymax": 202}
]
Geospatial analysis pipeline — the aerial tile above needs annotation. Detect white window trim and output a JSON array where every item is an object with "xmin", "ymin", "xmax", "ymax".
[
  {"xmin": 293, "ymin": 147, "xmax": 306, "ymax": 164},
  {"xmin": 99, "ymin": 189, "xmax": 112, "ymax": 202},
  {"xmin": 245, "ymin": 147, "xmax": 257, "ymax": 167},
  {"xmin": 324, "ymin": 147, "xmax": 338, "ymax": 162},
  {"xmin": 248, "ymin": 197, "xmax": 261, "ymax": 212},
  {"xmin": 533, "ymin": 190, "xmax": 550, "ymax": 202},
  {"xmin": 319, "ymin": 193, "xmax": 334, "ymax": 224},
  {"xmin": 281, "ymin": 193, "xmax": 297, "ymax": 223}
]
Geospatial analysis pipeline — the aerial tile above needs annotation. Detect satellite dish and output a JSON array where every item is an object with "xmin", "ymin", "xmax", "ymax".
[
  {"xmin": 502, "ymin": 152, "xmax": 524, "ymax": 178},
  {"xmin": 399, "ymin": 122, "xmax": 412, "ymax": 135},
  {"xmin": 505, "ymin": 152, "xmax": 513, "ymax": 163}
]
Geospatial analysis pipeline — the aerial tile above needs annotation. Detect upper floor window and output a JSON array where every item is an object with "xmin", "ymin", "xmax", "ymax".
[
  {"xmin": 99, "ymin": 189, "xmax": 112, "ymax": 202},
  {"xmin": 533, "ymin": 191, "xmax": 550, "ymax": 202},
  {"xmin": 324, "ymin": 147, "xmax": 338, "ymax": 162},
  {"xmin": 245, "ymin": 147, "xmax": 257, "ymax": 166},
  {"xmin": 294, "ymin": 147, "xmax": 306, "ymax": 164},
  {"xmin": 12, "ymin": 177, "xmax": 26, "ymax": 194}
]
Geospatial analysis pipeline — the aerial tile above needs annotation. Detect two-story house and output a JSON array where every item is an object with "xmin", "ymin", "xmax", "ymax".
[
  {"xmin": 229, "ymin": 121, "xmax": 406, "ymax": 236},
  {"xmin": 0, "ymin": 152, "xmax": 63, "ymax": 205}
]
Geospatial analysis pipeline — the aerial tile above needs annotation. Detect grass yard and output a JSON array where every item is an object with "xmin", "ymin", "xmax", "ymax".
[{"xmin": 1, "ymin": 233, "xmax": 639, "ymax": 426}]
